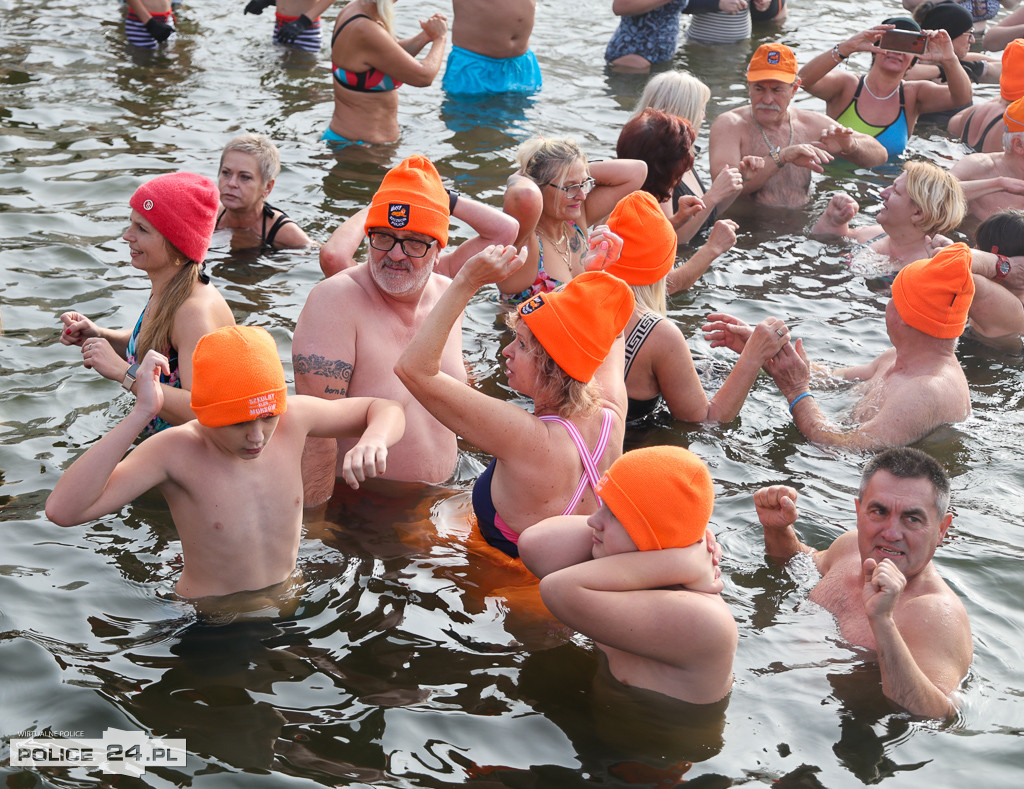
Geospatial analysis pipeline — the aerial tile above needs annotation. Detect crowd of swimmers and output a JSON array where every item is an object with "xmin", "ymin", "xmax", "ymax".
[{"xmin": 50, "ymin": 0, "xmax": 1024, "ymax": 723}]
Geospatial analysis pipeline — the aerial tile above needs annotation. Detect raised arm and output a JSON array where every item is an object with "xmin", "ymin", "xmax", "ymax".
[
  {"xmin": 863, "ymin": 558, "xmax": 971, "ymax": 718},
  {"xmin": 46, "ymin": 351, "xmax": 174, "ymax": 527},
  {"xmin": 666, "ymin": 219, "xmax": 737, "ymax": 295},
  {"xmin": 754, "ymin": 484, "xmax": 815, "ymax": 563},
  {"xmin": 394, "ymin": 245, "xmax": 550, "ymax": 460},
  {"xmin": 811, "ymin": 193, "xmax": 860, "ymax": 238},
  {"xmin": 433, "ymin": 192, "xmax": 520, "ymax": 278},
  {"xmin": 797, "ymin": 27, "xmax": 886, "ymax": 106},
  {"xmin": 350, "ymin": 14, "xmax": 448, "ymax": 88},
  {"xmin": 320, "ymin": 207, "xmax": 370, "ymax": 277},
  {"xmin": 909, "ymin": 31, "xmax": 973, "ymax": 116},
  {"xmin": 580, "ymin": 158, "xmax": 648, "ymax": 225}
]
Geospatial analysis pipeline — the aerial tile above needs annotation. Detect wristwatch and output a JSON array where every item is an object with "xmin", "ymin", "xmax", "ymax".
[
  {"xmin": 994, "ymin": 254, "xmax": 1011, "ymax": 281},
  {"xmin": 122, "ymin": 363, "xmax": 140, "ymax": 392}
]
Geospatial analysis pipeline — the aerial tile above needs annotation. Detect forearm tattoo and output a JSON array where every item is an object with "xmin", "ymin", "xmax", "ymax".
[{"xmin": 294, "ymin": 354, "xmax": 353, "ymax": 396}]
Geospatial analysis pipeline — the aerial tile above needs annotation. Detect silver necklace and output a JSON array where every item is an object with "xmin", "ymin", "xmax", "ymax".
[
  {"xmin": 862, "ymin": 77, "xmax": 901, "ymax": 102},
  {"xmin": 752, "ymin": 111, "xmax": 794, "ymax": 160}
]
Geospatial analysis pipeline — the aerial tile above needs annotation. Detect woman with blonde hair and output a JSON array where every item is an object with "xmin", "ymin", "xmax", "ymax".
[
  {"xmin": 813, "ymin": 160, "xmax": 967, "ymax": 276},
  {"xmin": 396, "ymin": 246, "xmax": 633, "ymax": 559},
  {"xmin": 629, "ymin": 71, "xmax": 743, "ymax": 244},
  {"xmin": 498, "ymin": 136, "xmax": 646, "ymax": 305},
  {"xmin": 215, "ymin": 133, "xmax": 315, "ymax": 251},
  {"xmin": 602, "ymin": 191, "xmax": 789, "ymax": 424},
  {"xmin": 324, "ymin": 0, "xmax": 448, "ymax": 145},
  {"xmin": 60, "ymin": 173, "xmax": 235, "ymax": 435}
]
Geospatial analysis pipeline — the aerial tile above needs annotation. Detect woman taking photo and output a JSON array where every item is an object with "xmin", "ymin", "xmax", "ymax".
[
  {"xmin": 396, "ymin": 248, "xmax": 633, "ymax": 559},
  {"xmin": 499, "ymin": 136, "xmax": 646, "ymax": 305},
  {"xmin": 324, "ymin": 0, "xmax": 448, "ymax": 145},
  {"xmin": 60, "ymin": 173, "xmax": 235, "ymax": 435},
  {"xmin": 214, "ymin": 133, "xmax": 315, "ymax": 251}
]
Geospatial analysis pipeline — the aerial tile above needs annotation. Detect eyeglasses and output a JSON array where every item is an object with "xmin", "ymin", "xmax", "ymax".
[
  {"xmin": 545, "ymin": 177, "xmax": 596, "ymax": 198},
  {"xmin": 367, "ymin": 231, "xmax": 435, "ymax": 258}
]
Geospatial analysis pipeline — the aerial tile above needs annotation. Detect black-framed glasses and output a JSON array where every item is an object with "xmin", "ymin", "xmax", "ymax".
[
  {"xmin": 367, "ymin": 231, "xmax": 435, "ymax": 258},
  {"xmin": 544, "ymin": 177, "xmax": 596, "ymax": 198}
]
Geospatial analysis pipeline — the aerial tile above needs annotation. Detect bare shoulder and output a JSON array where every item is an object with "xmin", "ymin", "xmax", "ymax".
[
  {"xmin": 950, "ymin": 151, "xmax": 996, "ymax": 177},
  {"xmin": 711, "ymin": 106, "xmax": 751, "ymax": 132},
  {"xmin": 792, "ymin": 107, "xmax": 831, "ymax": 134},
  {"xmin": 817, "ymin": 529, "xmax": 858, "ymax": 575}
]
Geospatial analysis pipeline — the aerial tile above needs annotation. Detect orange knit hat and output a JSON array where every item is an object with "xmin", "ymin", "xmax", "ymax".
[
  {"xmin": 190, "ymin": 326, "xmax": 287, "ymax": 427},
  {"xmin": 364, "ymin": 155, "xmax": 449, "ymax": 247},
  {"xmin": 604, "ymin": 191, "xmax": 677, "ymax": 285},
  {"xmin": 518, "ymin": 271, "xmax": 634, "ymax": 382},
  {"xmin": 891, "ymin": 243, "xmax": 974, "ymax": 339},
  {"xmin": 1004, "ymin": 96, "xmax": 1024, "ymax": 134},
  {"xmin": 595, "ymin": 446, "xmax": 714, "ymax": 552},
  {"xmin": 1001, "ymin": 39, "xmax": 1024, "ymax": 102},
  {"xmin": 747, "ymin": 42, "xmax": 798, "ymax": 84}
]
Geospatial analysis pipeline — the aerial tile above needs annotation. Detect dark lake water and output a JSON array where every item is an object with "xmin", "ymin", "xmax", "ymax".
[{"xmin": 2, "ymin": 1, "xmax": 1023, "ymax": 786}]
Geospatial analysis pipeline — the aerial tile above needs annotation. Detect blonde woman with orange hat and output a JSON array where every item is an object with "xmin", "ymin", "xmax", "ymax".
[
  {"xmin": 396, "ymin": 247, "xmax": 634, "ymax": 559},
  {"xmin": 600, "ymin": 191, "xmax": 790, "ymax": 425}
]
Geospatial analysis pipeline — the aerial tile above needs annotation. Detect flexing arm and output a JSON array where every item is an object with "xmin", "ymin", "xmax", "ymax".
[
  {"xmin": 434, "ymin": 193, "xmax": 520, "ymax": 278},
  {"xmin": 863, "ymin": 558, "xmax": 968, "ymax": 718},
  {"xmin": 811, "ymin": 193, "xmax": 860, "ymax": 237},
  {"xmin": 754, "ymin": 484, "xmax": 815, "ymax": 563},
  {"xmin": 666, "ymin": 219, "xmax": 737, "ymax": 295},
  {"xmin": 581, "ymin": 158, "xmax": 648, "ymax": 225},
  {"xmin": 46, "ymin": 351, "xmax": 173, "ymax": 527},
  {"xmin": 320, "ymin": 208, "xmax": 370, "ymax": 277}
]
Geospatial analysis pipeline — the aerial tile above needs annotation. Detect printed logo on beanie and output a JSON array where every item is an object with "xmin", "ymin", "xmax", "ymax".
[
  {"xmin": 767, "ymin": 50, "xmax": 781, "ymax": 65},
  {"xmin": 519, "ymin": 294, "xmax": 545, "ymax": 315},
  {"xmin": 143, "ymin": 199, "xmax": 154, "ymax": 211},
  {"xmin": 388, "ymin": 203, "xmax": 410, "ymax": 229},
  {"xmin": 248, "ymin": 393, "xmax": 281, "ymax": 420}
]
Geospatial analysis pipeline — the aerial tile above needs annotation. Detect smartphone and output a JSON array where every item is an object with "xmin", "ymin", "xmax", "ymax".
[{"xmin": 878, "ymin": 30, "xmax": 928, "ymax": 54}]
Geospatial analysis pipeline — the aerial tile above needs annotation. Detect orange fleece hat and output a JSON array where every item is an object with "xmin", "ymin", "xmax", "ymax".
[
  {"xmin": 518, "ymin": 271, "xmax": 634, "ymax": 382},
  {"xmin": 1004, "ymin": 96, "xmax": 1024, "ymax": 133},
  {"xmin": 365, "ymin": 155, "xmax": 449, "ymax": 247},
  {"xmin": 595, "ymin": 446, "xmax": 714, "ymax": 552},
  {"xmin": 891, "ymin": 243, "xmax": 975, "ymax": 339},
  {"xmin": 191, "ymin": 326, "xmax": 287, "ymax": 427},
  {"xmin": 747, "ymin": 42, "xmax": 798, "ymax": 84},
  {"xmin": 1001, "ymin": 39, "xmax": 1024, "ymax": 102},
  {"xmin": 129, "ymin": 172, "xmax": 219, "ymax": 263},
  {"xmin": 604, "ymin": 191, "xmax": 677, "ymax": 285}
]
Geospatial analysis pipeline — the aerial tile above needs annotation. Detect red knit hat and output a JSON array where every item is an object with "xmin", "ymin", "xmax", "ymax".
[
  {"xmin": 891, "ymin": 243, "xmax": 975, "ymax": 339},
  {"xmin": 604, "ymin": 191, "xmax": 677, "ymax": 285},
  {"xmin": 595, "ymin": 446, "xmax": 714, "ymax": 551},
  {"xmin": 365, "ymin": 155, "xmax": 450, "ymax": 247},
  {"xmin": 191, "ymin": 326, "xmax": 287, "ymax": 428},
  {"xmin": 129, "ymin": 172, "xmax": 219, "ymax": 263},
  {"xmin": 518, "ymin": 271, "xmax": 634, "ymax": 382}
]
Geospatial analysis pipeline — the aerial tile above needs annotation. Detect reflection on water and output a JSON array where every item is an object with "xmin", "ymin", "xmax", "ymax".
[{"xmin": 2, "ymin": 0, "xmax": 1024, "ymax": 787}]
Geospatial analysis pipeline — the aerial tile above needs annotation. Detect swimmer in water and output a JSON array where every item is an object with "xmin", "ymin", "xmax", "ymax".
[
  {"xmin": 46, "ymin": 326, "xmax": 405, "ymax": 603},
  {"xmin": 519, "ymin": 446, "xmax": 736, "ymax": 705}
]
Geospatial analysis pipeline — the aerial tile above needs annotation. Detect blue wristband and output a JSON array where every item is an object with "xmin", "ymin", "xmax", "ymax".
[{"xmin": 788, "ymin": 392, "xmax": 813, "ymax": 414}]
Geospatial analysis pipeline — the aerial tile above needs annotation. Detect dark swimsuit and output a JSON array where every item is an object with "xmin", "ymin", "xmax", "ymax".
[
  {"xmin": 332, "ymin": 14, "xmax": 403, "ymax": 92},
  {"xmin": 672, "ymin": 176, "xmax": 718, "ymax": 242},
  {"xmin": 472, "ymin": 408, "xmax": 615, "ymax": 558},
  {"xmin": 215, "ymin": 203, "xmax": 296, "ymax": 250},
  {"xmin": 960, "ymin": 110, "xmax": 1004, "ymax": 153},
  {"xmin": 623, "ymin": 312, "xmax": 665, "ymax": 424}
]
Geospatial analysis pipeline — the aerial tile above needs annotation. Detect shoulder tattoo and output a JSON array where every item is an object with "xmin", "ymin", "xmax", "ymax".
[{"xmin": 294, "ymin": 354, "xmax": 353, "ymax": 396}]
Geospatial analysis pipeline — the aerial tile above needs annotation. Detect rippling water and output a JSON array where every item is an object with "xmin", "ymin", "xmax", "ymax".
[{"xmin": 2, "ymin": 1, "xmax": 1024, "ymax": 786}]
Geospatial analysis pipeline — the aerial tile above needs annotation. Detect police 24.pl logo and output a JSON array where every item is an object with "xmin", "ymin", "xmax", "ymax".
[{"xmin": 11, "ymin": 729, "xmax": 186, "ymax": 777}]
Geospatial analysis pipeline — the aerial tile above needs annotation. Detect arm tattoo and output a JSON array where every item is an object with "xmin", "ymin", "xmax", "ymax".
[{"xmin": 294, "ymin": 354, "xmax": 353, "ymax": 396}]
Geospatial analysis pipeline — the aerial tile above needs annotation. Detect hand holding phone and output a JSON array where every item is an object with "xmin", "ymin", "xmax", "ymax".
[{"xmin": 877, "ymin": 29, "xmax": 928, "ymax": 54}]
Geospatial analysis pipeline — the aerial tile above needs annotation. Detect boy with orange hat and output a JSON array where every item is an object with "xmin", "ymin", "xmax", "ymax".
[
  {"xmin": 46, "ymin": 326, "xmax": 405, "ymax": 604},
  {"xmin": 519, "ymin": 446, "xmax": 736, "ymax": 704}
]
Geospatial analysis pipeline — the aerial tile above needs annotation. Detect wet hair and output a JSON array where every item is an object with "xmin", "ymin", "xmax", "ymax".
[
  {"xmin": 515, "ymin": 137, "xmax": 587, "ymax": 190},
  {"xmin": 506, "ymin": 312, "xmax": 600, "ymax": 419},
  {"xmin": 135, "ymin": 239, "xmax": 203, "ymax": 360},
  {"xmin": 975, "ymin": 210, "xmax": 1024, "ymax": 257},
  {"xmin": 220, "ymin": 132, "xmax": 281, "ymax": 185},
  {"xmin": 859, "ymin": 447, "xmax": 951, "ymax": 516},
  {"xmin": 616, "ymin": 109, "xmax": 695, "ymax": 203},
  {"xmin": 631, "ymin": 70, "xmax": 711, "ymax": 129},
  {"xmin": 902, "ymin": 160, "xmax": 966, "ymax": 235}
]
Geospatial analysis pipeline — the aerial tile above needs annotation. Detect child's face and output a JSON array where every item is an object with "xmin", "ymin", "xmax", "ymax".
[
  {"xmin": 208, "ymin": 415, "xmax": 281, "ymax": 460},
  {"xmin": 587, "ymin": 504, "xmax": 638, "ymax": 560}
]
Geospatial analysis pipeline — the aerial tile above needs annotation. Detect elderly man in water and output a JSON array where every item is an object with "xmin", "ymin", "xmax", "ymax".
[
  {"xmin": 754, "ymin": 447, "xmax": 972, "ymax": 719},
  {"xmin": 705, "ymin": 243, "xmax": 975, "ymax": 450},
  {"xmin": 709, "ymin": 42, "xmax": 887, "ymax": 207}
]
